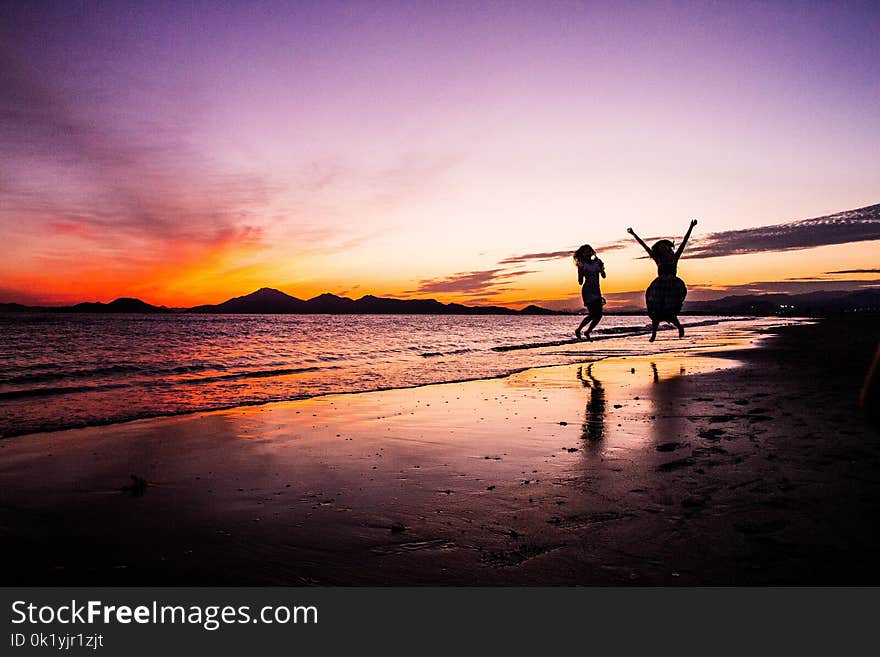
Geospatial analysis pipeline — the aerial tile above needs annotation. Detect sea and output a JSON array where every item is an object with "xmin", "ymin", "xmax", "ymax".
[{"xmin": 0, "ymin": 313, "xmax": 753, "ymax": 437}]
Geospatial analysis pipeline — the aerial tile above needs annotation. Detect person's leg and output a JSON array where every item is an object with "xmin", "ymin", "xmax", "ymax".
[
  {"xmin": 585, "ymin": 302, "xmax": 603, "ymax": 338},
  {"xmin": 649, "ymin": 318, "xmax": 659, "ymax": 342},
  {"xmin": 669, "ymin": 315, "xmax": 684, "ymax": 338},
  {"xmin": 575, "ymin": 313, "xmax": 591, "ymax": 339}
]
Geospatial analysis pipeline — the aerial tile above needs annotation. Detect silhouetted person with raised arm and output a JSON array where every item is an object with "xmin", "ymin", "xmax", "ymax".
[
  {"xmin": 627, "ymin": 219, "xmax": 698, "ymax": 342},
  {"xmin": 573, "ymin": 244, "xmax": 606, "ymax": 340}
]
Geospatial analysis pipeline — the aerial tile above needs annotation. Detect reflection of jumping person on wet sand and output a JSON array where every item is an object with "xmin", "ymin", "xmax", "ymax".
[
  {"xmin": 627, "ymin": 219, "xmax": 698, "ymax": 342},
  {"xmin": 577, "ymin": 364, "xmax": 605, "ymax": 441},
  {"xmin": 573, "ymin": 244, "xmax": 606, "ymax": 341}
]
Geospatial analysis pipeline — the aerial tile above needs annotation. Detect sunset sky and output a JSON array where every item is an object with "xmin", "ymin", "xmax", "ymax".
[{"xmin": 2, "ymin": 1, "xmax": 878, "ymax": 309}]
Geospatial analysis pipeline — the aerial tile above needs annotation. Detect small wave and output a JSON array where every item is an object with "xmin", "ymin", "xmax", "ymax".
[
  {"xmin": 490, "ymin": 318, "xmax": 735, "ymax": 352},
  {"xmin": 0, "ymin": 362, "xmax": 65, "ymax": 374},
  {"xmin": 420, "ymin": 348, "xmax": 474, "ymax": 358},
  {"xmin": 0, "ymin": 364, "xmax": 144, "ymax": 386},
  {"xmin": 0, "ymin": 362, "xmax": 230, "ymax": 386},
  {"xmin": 0, "ymin": 382, "xmax": 131, "ymax": 400},
  {"xmin": 491, "ymin": 326, "xmax": 654, "ymax": 352},
  {"xmin": 171, "ymin": 363, "xmax": 225, "ymax": 374},
  {"xmin": 492, "ymin": 338, "xmax": 580, "ymax": 352},
  {"xmin": 0, "ymin": 366, "xmax": 327, "ymax": 401},
  {"xmin": 183, "ymin": 366, "xmax": 324, "ymax": 384}
]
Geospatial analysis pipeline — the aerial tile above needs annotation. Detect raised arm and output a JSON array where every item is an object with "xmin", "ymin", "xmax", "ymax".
[
  {"xmin": 627, "ymin": 227, "xmax": 653, "ymax": 258},
  {"xmin": 675, "ymin": 219, "xmax": 698, "ymax": 259}
]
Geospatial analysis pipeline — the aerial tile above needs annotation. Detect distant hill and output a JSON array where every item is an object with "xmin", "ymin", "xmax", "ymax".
[
  {"xmin": 1, "ymin": 288, "xmax": 566, "ymax": 315},
  {"xmin": 684, "ymin": 289, "xmax": 880, "ymax": 316},
  {"xmin": 0, "ymin": 297, "xmax": 170, "ymax": 314},
  {"xmin": 70, "ymin": 297, "xmax": 171, "ymax": 313},
  {"xmin": 190, "ymin": 288, "xmax": 565, "ymax": 315},
  {"xmin": 189, "ymin": 287, "xmax": 309, "ymax": 313},
  {"xmin": 0, "ymin": 302, "xmax": 33, "ymax": 313}
]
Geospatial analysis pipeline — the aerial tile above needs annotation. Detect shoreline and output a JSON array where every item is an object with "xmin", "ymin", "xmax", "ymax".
[
  {"xmin": 1, "ymin": 316, "xmax": 780, "ymax": 440},
  {"xmin": 1, "ymin": 316, "xmax": 878, "ymax": 584}
]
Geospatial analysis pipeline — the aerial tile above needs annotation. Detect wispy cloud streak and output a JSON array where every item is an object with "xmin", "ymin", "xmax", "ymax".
[
  {"xmin": 499, "ymin": 204, "xmax": 880, "ymax": 272},
  {"xmin": 498, "ymin": 237, "xmax": 652, "ymax": 266},
  {"xmin": 688, "ymin": 204, "xmax": 880, "ymax": 259},
  {"xmin": 0, "ymin": 42, "xmax": 275, "ymax": 249},
  {"xmin": 498, "ymin": 250, "xmax": 575, "ymax": 265},
  {"xmin": 411, "ymin": 269, "xmax": 535, "ymax": 296}
]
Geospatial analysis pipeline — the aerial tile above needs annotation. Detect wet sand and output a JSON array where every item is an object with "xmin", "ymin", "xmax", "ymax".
[{"xmin": 1, "ymin": 317, "xmax": 878, "ymax": 584}]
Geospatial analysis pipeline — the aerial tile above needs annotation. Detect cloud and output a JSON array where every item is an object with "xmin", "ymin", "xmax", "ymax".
[
  {"xmin": 499, "ymin": 204, "xmax": 880, "ymax": 270},
  {"xmin": 498, "ymin": 250, "xmax": 574, "ymax": 265},
  {"xmin": 686, "ymin": 204, "xmax": 880, "ymax": 259},
  {"xmin": 691, "ymin": 279, "xmax": 880, "ymax": 297},
  {"xmin": 410, "ymin": 268, "xmax": 535, "ymax": 296},
  {"xmin": 0, "ymin": 40, "xmax": 278, "ymax": 256},
  {"xmin": 498, "ymin": 240, "xmax": 633, "ymax": 265}
]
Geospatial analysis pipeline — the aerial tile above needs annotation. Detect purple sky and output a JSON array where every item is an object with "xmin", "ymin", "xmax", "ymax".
[{"xmin": 2, "ymin": 1, "xmax": 878, "ymax": 307}]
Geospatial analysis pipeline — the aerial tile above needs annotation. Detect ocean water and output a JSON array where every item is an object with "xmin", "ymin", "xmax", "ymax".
[{"xmin": 0, "ymin": 313, "xmax": 749, "ymax": 437}]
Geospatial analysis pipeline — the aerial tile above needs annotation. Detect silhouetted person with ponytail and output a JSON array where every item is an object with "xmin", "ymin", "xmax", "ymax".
[{"xmin": 573, "ymin": 244, "xmax": 606, "ymax": 340}]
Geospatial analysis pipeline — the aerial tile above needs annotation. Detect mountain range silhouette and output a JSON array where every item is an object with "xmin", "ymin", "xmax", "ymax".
[
  {"xmin": 1, "ymin": 287, "xmax": 878, "ymax": 316},
  {"xmin": 0, "ymin": 288, "xmax": 562, "ymax": 315}
]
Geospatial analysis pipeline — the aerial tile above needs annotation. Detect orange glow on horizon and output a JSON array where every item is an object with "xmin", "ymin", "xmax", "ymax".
[{"xmin": 6, "ymin": 238, "xmax": 876, "ymax": 310}]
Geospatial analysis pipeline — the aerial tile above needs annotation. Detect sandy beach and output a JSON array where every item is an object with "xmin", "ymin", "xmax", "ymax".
[{"xmin": 1, "ymin": 316, "xmax": 878, "ymax": 585}]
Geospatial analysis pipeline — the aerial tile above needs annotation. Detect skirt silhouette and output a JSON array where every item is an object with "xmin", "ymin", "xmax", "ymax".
[{"xmin": 646, "ymin": 275, "xmax": 687, "ymax": 320}]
